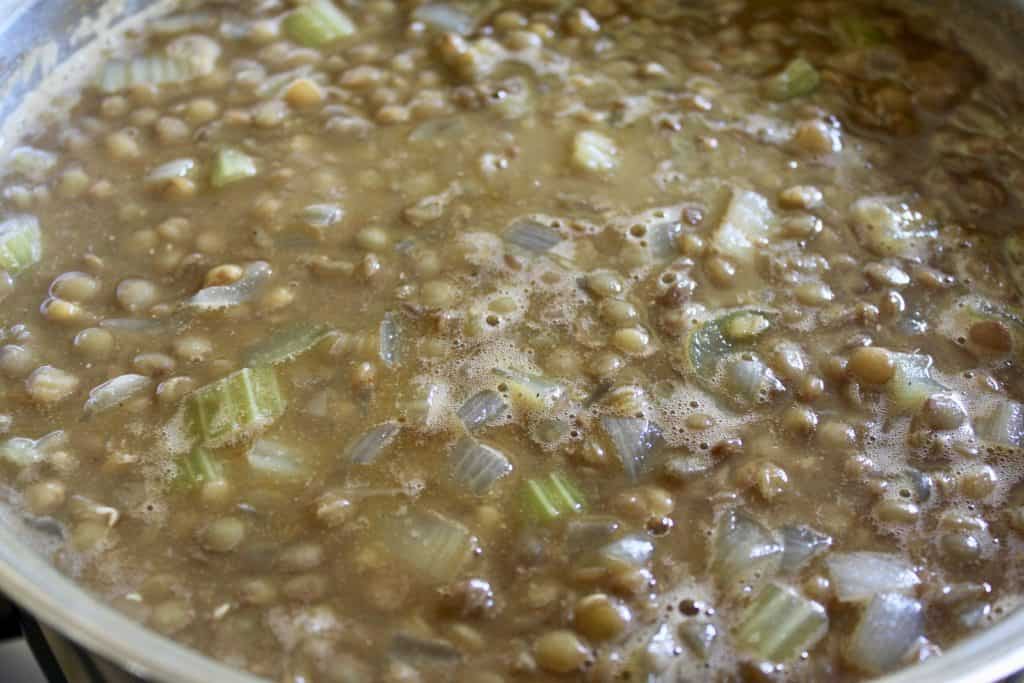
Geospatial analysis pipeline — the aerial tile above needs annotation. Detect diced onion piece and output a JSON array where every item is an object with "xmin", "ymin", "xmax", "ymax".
[
  {"xmin": 346, "ymin": 422, "xmax": 400, "ymax": 465},
  {"xmin": 826, "ymin": 552, "xmax": 920, "ymax": 603},
  {"xmin": 849, "ymin": 196, "xmax": 937, "ymax": 258},
  {"xmin": 247, "ymin": 438, "xmax": 307, "ymax": 480},
  {"xmin": 284, "ymin": 0, "xmax": 357, "ymax": 47},
  {"xmin": 566, "ymin": 516, "xmax": 621, "ymax": 554},
  {"xmin": 176, "ymin": 446, "xmax": 224, "ymax": 489},
  {"xmin": 846, "ymin": 593, "xmax": 924, "ymax": 674},
  {"xmin": 763, "ymin": 58, "xmax": 820, "ymax": 101},
  {"xmin": 457, "ymin": 390, "xmax": 506, "ymax": 431},
  {"xmin": 83, "ymin": 374, "xmax": 153, "ymax": 416},
  {"xmin": 450, "ymin": 436, "xmax": 512, "ymax": 495},
  {"xmin": 187, "ymin": 261, "xmax": 272, "ymax": 310},
  {"xmin": 100, "ymin": 318, "xmax": 164, "ymax": 334},
  {"xmin": 600, "ymin": 534, "xmax": 654, "ymax": 569},
  {"xmin": 504, "ymin": 219, "xmax": 562, "ymax": 254},
  {"xmin": 301, "ymin": 204, "xmax": 344, "ymax": 234},
  {"xmin": 494, "ymin": 368, "xmax": 563, "ymax": 410},
  {"xmin": 245, "ymin": 323, "xmax": 330, "ymax": 366},
  {"xmin": 736, "ymin": 583, "xmax": 828, "ymax": 662},
  {"xmin": 412, "ymin": 4, "xmax": 476, "ymax": 34},
  {"xmin": 978, "ymin": 400, "xmax": 1024, "ymax": 447},
  {"xmin": 712, "ymin": 508, "xmax": 782, "ymax": 595},
  {"xmin": 211, "ymin": 148, "xmax": 258, "ymax": 188},
  {"xmin": 522, "ymin": 472, "xmax": 585, "ymax": 522},
  {"xmin": 145, "ymin": 158, "xmax": 196, "ymax": 188},
  {"xmin": 712, "ymin": 189, "xmax": 773, "ymax": 265},
  {"xmin": 402, "ymin": 383, "xmax": 444, "ymax": 426},
  {"xmin": 885, "ymin": 353, "xmax": 944, "ymax": 414},
  {"xmin": 165, "ymin": 34, "xmax": 221, "ymax": 77},
  {"xmin": 723, "ymin": 354, "xmax": 784, "ymax": 405},
  {"xmin": 572, "ymin": 130, "xmax": 618, "ymax": 173},
  {"xmin": 379, "ymin": 312, "xmax": 400, "ymax": 368},
  {"xmin": 779, "ymin": 525, "xmax": 832, "ymax": 575},
  {"xmin": 97, "ymin": 55, "xmax": 200, "ymax": 93},
  {"xmin": 646, "ymin": 221, "xmax": 683, "ymax": 261},
  {"xmin": 185, "ymin": 366, "xmax": 285, "ymax": 447},
  {"xmin": 389, "ymin": 510, "xmax": 476, "ymax": 584},
  {"xmin": 687, "ymin": 309, "xmax": 773, "ymax": 380},
  {"xmin": 0, "ymin": 215, "xmax": 43, "ymax": 275},
  {"xmin": 390, "ymin": 633, "xmax": 462, "ymax": 670},
  {"xmin": 9, "ymin": 146, "xmax": 57, "ymax": 182},
  {"xmin": 601, "ymin": 416, "xmax": 661, "ymax": 481}
]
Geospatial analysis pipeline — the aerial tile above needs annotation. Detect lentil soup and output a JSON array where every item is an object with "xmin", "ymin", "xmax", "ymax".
[{"xmin": 1, "ymin": 0, "xmax": 1024, "ymax": 681}]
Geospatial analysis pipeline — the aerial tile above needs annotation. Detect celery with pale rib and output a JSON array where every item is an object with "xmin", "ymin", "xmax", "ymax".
[
  {"xmin": 185, "ymin": 366, "xmax": 285, "ymax": 447},
  {"xmin": 211, "ymin": 148, "xmax": 258, "ymax": 188},
  {"xmin": 284, "ymin": 0, "xmax": 356, "ymax": 47},
  {"xmin": 0, "ymin": 215, "xmax": 42, "ymax": 275},
  {"xmin": 175, "ymin": 445, "xmax": 225, "ymax": 490},
  {"xmin": 522, "ymin": 472, "xmax": 585, "ymax": 522}
]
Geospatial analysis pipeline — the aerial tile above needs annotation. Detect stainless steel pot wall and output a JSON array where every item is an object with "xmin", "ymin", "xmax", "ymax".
[{"xmin": 2, "ymin": 1, "xmax": 1024, "ymax": 682}]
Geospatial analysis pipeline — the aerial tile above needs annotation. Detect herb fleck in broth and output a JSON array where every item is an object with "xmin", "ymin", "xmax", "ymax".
[{"xmin": 1, "ymin": 0, "xmax": 1023, "ymax": 680}]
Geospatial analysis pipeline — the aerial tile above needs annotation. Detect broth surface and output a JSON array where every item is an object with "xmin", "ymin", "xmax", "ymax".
[{"xmin": 2, "ymin": 1, "xmax": 1024, "ymax": 681}]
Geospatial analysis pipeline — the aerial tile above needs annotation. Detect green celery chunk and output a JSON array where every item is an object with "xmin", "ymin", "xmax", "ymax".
[
  {"xmin": 886, "ymin": 353, "xmax": 944, "ymax": 414},
  {"xmin": 831, "ymin": 15, "xmax": 886, "ymax": 48},
  {"xmin": 97, "ymin": 56, "xmax": 198, "ymax": 93},
  {"xmin": 245, "ymin": 323, "xmax": 331, "ymax": 366},
  {"xmin": 211, "ymin": 148, "xmax": 258, "ymax": 188},
  {"xmin": 284, "ymin": 0, "xmax": 357, "ymax": 47},
  {"xmin": 0, "ymin": 215, "xmax": 42, "ymax": 275},
  {"xmin": 186, "ymin": 366, "xmax": 285, "ymax": 447},
  {"xmin": 736, "ymin": 583, "xmax": 828, "ymax": 662},
  {"xmin": 175, "ymin": 445, "xmax": 225, "ymax": 490},
  {"xmin": 522, "ymin": 472, "xmax": 585, "ymax": 522},
  {"xmin": 763, "ymin": 58, "xmax": 821, "ymax": 101}
]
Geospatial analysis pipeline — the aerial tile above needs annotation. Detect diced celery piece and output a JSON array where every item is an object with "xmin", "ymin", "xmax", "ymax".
[
  {"xmin": 211, "ymin": 148, "xmax": 258, "ymax": 188},
  {"xmin": 175, "ymin": 445, "xmax": 224, "ymax": 489},
  {"xmin": 736, "ymin": 584, "xmax": 828, "ymax": 662},
  {"xmin": 522, "ymin": 472, "xmax": 585, "ymax": 522},
  {"xmin": 185, "ymin": 367, "xmax": 286, "ymax": 447},
  {"xmin": 413, "ymin": 4, "xmax": 476, "ymax": 35},
  {"xmin": 494, "ymin": 368, "xmax": 563, "ymax": 410},
  {"xmin": 390, "ymin": 510, "xmax": 476, "ymax": 584},
  {"xmin": 401, "ymin": 383, "xmax": 444, "ymax": 426},
  {"xmin": 347, "ymin": 422, "xmax": 401, "ymax": 464},
  {"xmin": 0, "ymin": 215, "xmax": 42, "ymax": 275},
  {"xmin": 712, "ymin": 189, "xmax": 773, "ymax": 265},
  {"xmin": 284, "ymin": 0, "xmax": 357, "ymax": 47},
  {"xmin": 763, "ymin": 58, "xmax": 821, "ymax": 101},
  {"xmin": 245, "ymin": 323, "xmax": 330, "ymax": 366},
  {"xmin": 886, "ymin": 353, "xmax": 944, "ymax": 414},
  {"xmin": 831, "ymin": 15, "xmax": 886, "ymax": 48},
  {"xmin": 572, "ymin": 130, "xmax": 618, "ymax": 173}
]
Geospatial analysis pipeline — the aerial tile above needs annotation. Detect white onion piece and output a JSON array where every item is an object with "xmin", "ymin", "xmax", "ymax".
[
  {"xmin": 379, "ymin": 312, "xmax": 400, "ymax": 368},
  {"xmin": 780, "ymin": 525, "xmax": 832, "ymax": 575},
  {"xmin": 247, "ymin": 439, "xmax": 307, "ymax": 480},
  {"xmin": 712, "ymin": 508, "xmax": 782, "ymax": 594},
  {"xmin": 83, "ymin": 374, "xmax": 154, "ymax": 416},
  {"xmin": 601, "ymin": 416, "xmax": 661, "ymax": 481},
  {"xmin": 600, "ymin": 534, "xmax": 654, "ymax": 567},
  {"xmin": 412, "ymin": 4, "xmax": 476, "ymax": 34},
  {"xmin": 187, "ymin": 261, "xmax": 272, "ymax": 310},
  {"xmin": 979, "ymin": 400, "xmax": 1024, "ymax": 447},
  {"xmin": 457, "ymin": 390, "xmax": 506, "ymax": 431},
  {"xmin": 450, "ymin": 436, "xmax": 512, "ymax": 495},
  {"xmin": 0, "ymin": 430, "xmax": 66, "ymax": 468},
  {"xmin": 145, "ymin": 158, "xmax": 195, "ymax": 187},
  {"xmin": 347, "ymin": 422, "xmax": 401, "ymax": 465},
  {"xmin": 827, "ymin": 552, "xmax": 920, "ymax": 603},
  {"xmin": 846, "ymin": 592, "xmax": 924, "ymax": 674}
]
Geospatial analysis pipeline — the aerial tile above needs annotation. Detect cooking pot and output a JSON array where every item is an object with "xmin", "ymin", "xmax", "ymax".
[{"xmin": 1, "ymin": 0, "xmax": 1024, "ymax": 681}]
